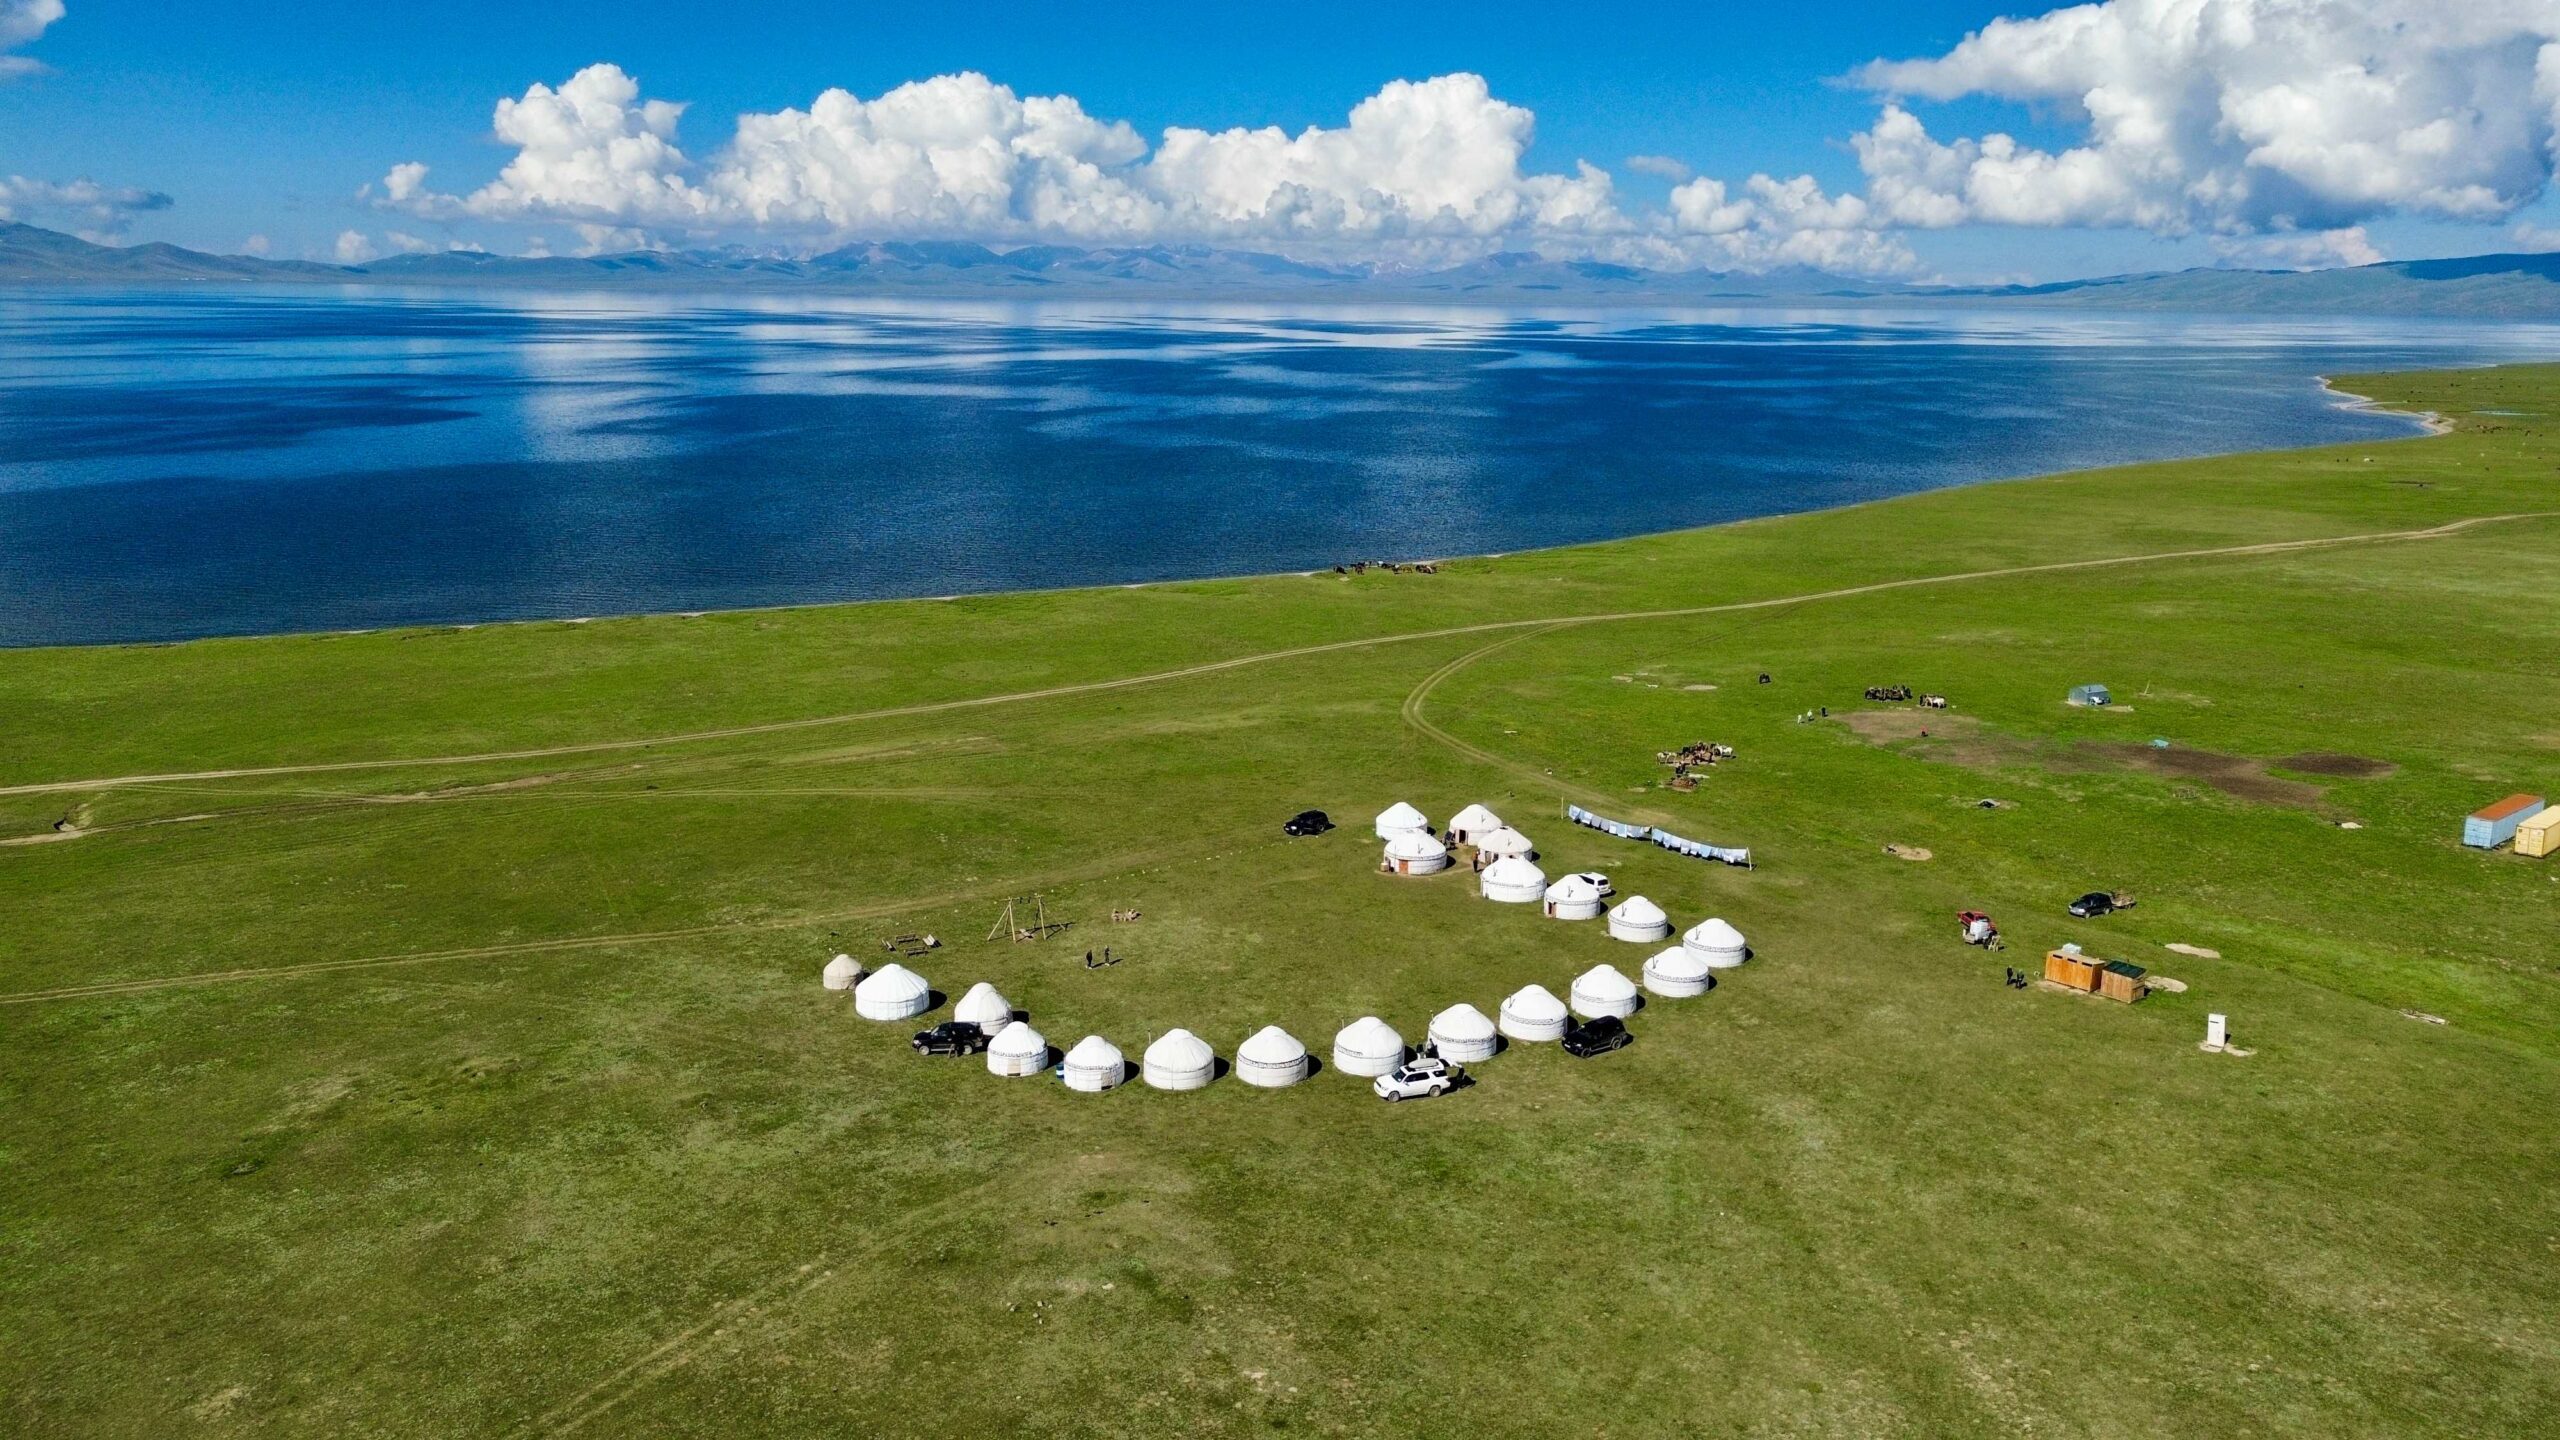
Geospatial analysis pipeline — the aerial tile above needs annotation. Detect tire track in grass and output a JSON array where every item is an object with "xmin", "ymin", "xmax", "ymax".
[{"xmin": 4, "ymin": 512, "xmax": 2545, "ymax": 800}]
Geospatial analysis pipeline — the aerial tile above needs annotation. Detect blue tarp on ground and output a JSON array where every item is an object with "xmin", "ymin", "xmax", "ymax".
[{"xmin": 1566, "ymin": 805, "xmax": 1752, "ymax": 868}]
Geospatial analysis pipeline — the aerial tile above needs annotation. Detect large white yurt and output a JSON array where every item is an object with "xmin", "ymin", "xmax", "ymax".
[
  {"xmin": 853, "ymin": 962, "xmax": 932, "ymax": 1021},
  {"xmin": 954, "ymin": 981, "xmax": 1013, "ymax": 1032},
  {"xmin": 1332, "ymin": 1016, "xmax": 1406, "ymax": 1077},
  {"xmin": 1235, "ymin": 1025, "xmax": 1310, "ymax": 1088},
  {"xmin": 1642, "ymin": 945, "xmax": 1713, "ymax": 998},
  {"xmin": 821, "ymin": 954, "xmax": 863, "ymax": 991},
  {"xmin": 1499, "ymin": 984, "xmax": 1570, "ymax": 1042},
  {"xmin": 1683, "ymin": 917, "xmax": 1749, "ymax": 969},
  {"xmin": 1427, "ymin": 1003, "xmax": 1500, "ymax": 1062},
  {"xmin": 1606, "ymin": 896, "xmax": 1672, "ymax": 943},
  {"xmin": 1543, "ymin": 873, "xmax": 1607, "ymax": 920},
  {"xmin": 1570, "ymin": 963, "xmax": 1642, "ymax": 1019},
  {"xmin": 986, "ymin": 1021, "xmax": 1050, "ymax": 1076},
  {"xmin": 1141, "ymin": 1029, "xmax": 1217, "ymax": 1091},
  {"xmin": 1477, "ymin": 826, "xmax": 1537, "ymax": 860},
  {"xmin": 1374, "ymin": 801, "xmax": 1431, "ymax": 839},
  {"xmin": 1382, "ymin": 829, "xmax": 1452, "ymax": 876},
  {"xmin": 1061, "ymin": 1035, "xmax": 1127, "ymax": 1092},
  {"xmin": 1481, "ymin": 856, "xmax": 1549, "ymax": 904},
  {"xmin": 1447, "ymin": 803, "xmax": 1504, "ymax": 845}
]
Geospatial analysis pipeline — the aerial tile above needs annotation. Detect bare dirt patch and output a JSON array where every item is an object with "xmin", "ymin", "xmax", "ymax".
[
  {"xmin": 2088, "ymin": 743, "xmax": 2325, "ymax": 808},
  {"xmin": 2275, "ymin": 752, "xmax": 2397, "ymax": 779},
  {"xmin": 1841, "ymin": 710, "xmax": 2342, "ymax": 813}
]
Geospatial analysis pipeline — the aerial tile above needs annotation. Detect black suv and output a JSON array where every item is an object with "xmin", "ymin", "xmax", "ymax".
[
  {"xmin": 912, "ymin": 1021, "xmax": 989, "ymax": 1056},
  {"xmin": 1561, "ymin": 1015, "xmax": 1633, "ymax": 1058},
  {"xmin": 2067, "ymin": 892, "xmax": 2117, "ymax": 919},
  {"xmin": 1284, "ymin": 809, "xmax": 1335, "ymax": 837}
]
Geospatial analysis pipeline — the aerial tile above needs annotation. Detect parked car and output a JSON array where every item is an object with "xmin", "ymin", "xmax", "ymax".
[
  {"xmin": 912, "ymin": 1021, "xmax": 989, "ymax": 1056},
  {"xmin": 2068, "ymin": 892, "xmax": 2118, "ymax": 918},
  {"xmin": 1372, "ymin": 1054, "xmax": 1463, "ymax": 1101},
  {"xmin": 1283, "ymin": 809, "xmax": 1335, "ymax": 837},
  {"xmin": 1561, "ymin": 1015, "xmax": 1634, "ymax": 1058},
  {"xmin": 1571, "ymin": 871, "xmax": 1614, "ymax": 898}
]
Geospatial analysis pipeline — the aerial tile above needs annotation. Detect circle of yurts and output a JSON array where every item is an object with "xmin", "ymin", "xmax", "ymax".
[
  {"xmin": 1427, "ymin": 1003, "xmax": 1499, "ymax": 1062},
  {"xmin": 953, "ymin": 981, "xmax": 1012, "ymax": 1032},
  {"xmin": 1480, "ymin": 856, "xmax": 1549, "ymax": 903},
  {"xmin": 853, "ymin": 962, "xmax": 931, "ymax": 1020},
  {"xmin": 1499, "ymin": 984, "xmax": 1570, "ymax": 1042},
  {"xmin": 1382, "ymin": 829, "xmax": 1452, "ymax": 875},
  {"xmin": 1476, "ymin": 826, "xmax": 1537, "ymax": 859},
  {"xmin": 1061, "ymin": 1035, "xmax": 1126, "ymax": 1092},
  {"xmin": 1446, "ymin": 803, "xmax": 1503, "ymax": 845},
  {"xmin": 1570, "ymin": 963, "xmax": 1641, "ymax": 1019},
  {"xmin": 1543, "ymin": 873, "xmax": 1607, "ymax": 920},
  {"xmin": 985, "ymin": 1020, "xmax": 1050, "ymax": 1077},
  {"xmin": 1606, "ymin": 896, "xmax": 1672, "ymax": 943},
  {"xmin": 1141, "ymin": 1028, "xmax": 1217, "ymax": 1091},
  {"xmin": 821, "ymin": 954, "xmax": 863, "ymax": 991},
  {"xmin": 1235, "ymin": 1025, "xmax": 1310, "ymax": 1088},
  {"xmin": 1374, "ymin": 801, "xmax": 1430, "ymax": 839},
  {"xmin": 1642, "ymin": 945, "xmax": 1713, "ymax": 998},
  {"xmin": 1332, "ymin": 1016, "xmax": 1406, "ymax": 1077},
  {"xmin": 1683, "ymin": 918, "xmax": 1749, "ymax": 969}
]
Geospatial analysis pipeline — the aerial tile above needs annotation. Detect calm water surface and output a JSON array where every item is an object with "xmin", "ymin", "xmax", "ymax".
[{"xmin": 2, "ymin": 287, "xmax": 2553, "ymax": 646}]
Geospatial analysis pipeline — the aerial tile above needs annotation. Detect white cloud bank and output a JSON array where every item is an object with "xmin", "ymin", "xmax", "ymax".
[
  {"xmin": 0, "ymin": 0, "xmax": 62, "ymax": 80},
  {"xmin": 0, "ymin": 175, "xmax": 171, "ymax": 237},
  {"xmin": 378, "ymin": 2, "xmax": 2560, "ymax": 275}
]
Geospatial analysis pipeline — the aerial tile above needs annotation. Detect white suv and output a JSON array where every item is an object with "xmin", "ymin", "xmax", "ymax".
[{"xmin": 1372, "ymin": 1055, "xmax": 1462, "ymax": 1102}]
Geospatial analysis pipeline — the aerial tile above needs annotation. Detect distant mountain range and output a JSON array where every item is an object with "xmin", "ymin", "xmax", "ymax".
[{"xmin": 10, "ymin": 220, "xmax": 2560, "ymax": 316}]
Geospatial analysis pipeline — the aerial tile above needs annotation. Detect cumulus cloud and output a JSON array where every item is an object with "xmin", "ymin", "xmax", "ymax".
[
  {"xmin": 0, "ymin": 175, "xmax": 171, "ymax": 236},
  {"xmin": 0, "ymin": 0, "xmax": 63, "ymax": 79},
  {"xmin": 1625, "ymin": 154, "xmax": 1693, "ymax": 183},
  {"xmin": 2212, "ymin": 226, "xmax": 2387, "ymax": 270},
  {"xmin": 334, "ymin": 230, "xmax": 378, "ymax": 264}
]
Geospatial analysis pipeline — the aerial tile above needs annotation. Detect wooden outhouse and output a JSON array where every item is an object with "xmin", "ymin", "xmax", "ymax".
[
  {"xmin": 2098, "ymin": 960, "xmax": 2148, "ymax": 1004},
  {"xmin": 2044, "ymin": 948, "xmax": 2102, "ymax": 992}
]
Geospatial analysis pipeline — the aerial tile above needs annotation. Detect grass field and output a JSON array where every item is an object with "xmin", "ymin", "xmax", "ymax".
[{"xmin": 4, "ymin": 365, "xmax": 2559, "ymax": 1438}]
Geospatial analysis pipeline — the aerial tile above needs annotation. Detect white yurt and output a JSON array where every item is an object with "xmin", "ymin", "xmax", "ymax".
[
  {"xmin": 1543, "ymin": 873, "xmax": 1607, "ymax": 920},
  {"xmin": 1447, "ymin": 803, "xmax": 1504, "ymax": 846},
  {"xmin": 853, "ymin": 962, "xmax": 932, "ymax": 1021},
  {"xmin": 1382, "ymin": 829, "xmax": 1452, "ymax": 876},
  {"xmin": 1499, "ymin": 984, "xmax": 1570, "ymax": 1042},
  {"xmin": 1427, "ymin": 1003, "xmax": 1500, "ymax": 1062},
  {"xmin": 1606, "ymin": 895, "xmax": 1673, "ymax": 943},
  {"xmin": 1642, "ymin": 945, "xmax": 1713, "ymax": 998},
  {"xmin": 1374, "ymin": 801, "xmax": 1431, "ymax": 839},
  {"xmin": 821, "ymin": 954, "xmax": 863, "ymax": 991},
  {"xmin": 986, "ymin": 1020, "xmax": 1050, "ymax": 1077},
  {"xmin": 1570, "ymin": 963, "xmax": 1642, "ymax": 1019},
  {"xmin": 1332, "ymin": 1016, "xmax": 1406, "ymax": 1077},
  {"xmin": 1683, "ymin": 917, "xmax": 1749, "ymax": 969},
  {"xmin": 1061, "ymin": 1035, "xmax": 1126, "ymax": 1092},
  {"xmin": 1480, "ymin": 856, "xmax": 1549, "ymax": 904},
  {"xmin": 1235, "ymin": 1025, "xmax": 1310, "ymax": 1088},
  {"xmin": 1477, "ymin": 826, "xmax": 1537, "ymax": 860},
  {"xmin": 953, "ymin": 981, "xmax": 1013, "ymax": 1032},
  {"xmin": 1141, "ymin": 1029, "xmax": 1217, "ymax": 1091}
]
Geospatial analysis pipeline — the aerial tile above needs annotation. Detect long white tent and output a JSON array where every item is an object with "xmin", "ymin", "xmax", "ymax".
[
  {"xmin": 1642, "ymin": 945, "xmax": 1713, "ymax": 998},
  {"xmin": 953, "ymin": 981, "xmax": 1013, "ymax": 1032},
  {"xmin": 1543, "ymin": 873, "xmax": 1607, "ymax": 920},
  {"xmin": 1447, "ymin": 803, "xmax": 1504, "ymax": 845},
  {"xmin": 1481, "ymin": 856, "xmax": 1549, "ymax": 903},
  {"xmin": 1062, "ymin": 1035, "xmax": 1127, "ymax": 1092},
  {"xmin": 1332, "ymin": 1016, "xmax": 1406, "ymax": 1077},
  {"xmin": 986, "ymin": 1021, "xmax": 1050, "ymax": 1076},
  {"xmin": 1570, "ymin": 963, "xmax": 1642, "ymax": 1019},
  {"xmin": 1236, "ymin": 1025, "xmax": 1310, "ymax": 1088},
  {"xmin": 853, "ymin": 962, "xmax": 932, "ymax": 1020},
  {"xmin": 1606, "ymin": 896, "xmax": 1672, "ymax": 943},
  {"xmin": 1498, "ymin": 984, "xmax": 1570, "ymax": 1042},
  {"xmin": 1141, "ymin": 1029, "xmax": 1217, "ymax": 1091},
  {"xmin": 1374, "ymin": 801, "xmax": 1431, "ymax": 839},
  {"xmin": 1427, "ymin": 1003, "xmax": 1499, "ymax": 1062},
  {"xmin": 821, "ymin": 954, "xmax": 863, "ymax": 991},
  {"xmin": 1683, "ymin": 918, "xmax": 1749, "ymax": 969},
  {"xmin": 1382, "ymin": 829, "xmax": 1452, "ymax": 875}
]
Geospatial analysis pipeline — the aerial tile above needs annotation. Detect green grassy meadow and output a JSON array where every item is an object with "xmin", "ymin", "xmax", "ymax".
[{"xmin": 4, "ymin": 366, "xmax": 2559, "ymax": 1437}]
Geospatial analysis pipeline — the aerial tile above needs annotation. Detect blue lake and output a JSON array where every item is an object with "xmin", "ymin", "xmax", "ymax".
[{"xmin": 2, "ymin": 287, "xmax": 2554, "ymax": 647}]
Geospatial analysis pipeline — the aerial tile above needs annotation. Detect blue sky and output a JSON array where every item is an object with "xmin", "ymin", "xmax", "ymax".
[{"xmin": 5, "ymin": 1, "xmax": 2560, "ymax": 281}]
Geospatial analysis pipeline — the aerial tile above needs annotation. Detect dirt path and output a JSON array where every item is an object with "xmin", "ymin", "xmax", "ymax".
[
  {"xmin": 3, "ymin": 512, "xmax": 2544, "ymax": 801},
  {"xmin": 1398, "ymin": 624, "xmax": 1681, "ymax": 828}
]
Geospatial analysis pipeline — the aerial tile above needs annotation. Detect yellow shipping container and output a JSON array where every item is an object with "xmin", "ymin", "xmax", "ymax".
[{"xmin": 2517, "ymin": 809, "xmax": 2560, "ymax": 859}]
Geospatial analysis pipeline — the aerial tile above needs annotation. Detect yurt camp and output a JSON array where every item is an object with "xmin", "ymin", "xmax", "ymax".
[
  {"xmin": 1235, "ymin": 1026, "xmax": 1311, "ymax": 1088},
  {"xmin": 1543, "ymin": 873, "xmax": 1607, "ymax": 920},
  {"xmin": 1447, "ymin": 803, "xmax": 1504, "ymax": 846},
  {"xmin": 1683, "ymin": 918, "xmax": 1749, "ymax": 969},
  {"xmin": 821, "ymin": 954, "xmax": 862, "ymax": 991},
  {"xmin": 1332, "ymin": 1016, "xmax": 1406, "ymax": 1077},
  {"xmin": 1481, "ymin": 856, "xmax": 1549, "ymax": 904},
  {"xmin": 953, "ymin": 981, "xmax": 1013, "ymax": 1032},
  {"xmin": 986, "ymin": 1021, "xmax": 1050, "ymax": 1077},
  {"xmin": 1642, "ymin": 945, "xmax": 1713, "ymax": 998},
  {"xmin": 1427, "ymin": 1003, "xmax": 1500, "ymax": 1062},
  {"xmin": 1477, "ymin": 826, "xmax": 1537, "ymax": 860},
  {"xmin": 1141, "ymin": 1029, "xmax": 1217, "ymax": 1091},
  {"xmin": 1498, "ymin": 984, "xmax": 1570, "ymax": 1042},
  {"xmin": 1606, "ymin": 896, "xmax": 1672, "ymax": 943},
  {"xmin": 1374, "ymin": 801, "xmax": 1431, "ymax": 839},
  {"xmin": 1061, "ymin": 1035, "xmax": 1127, "ymax": 1092},
  {"xmin": 1571, "ymin": 963, "xmax": 1642, "ymax": 1019},
  {"xmin": 853, "ymin": 963, "xmax": 932, "ymax": 1020},
  {"xmin": 1382, "ymin": 829, "xmax": 1453, "ymax": 875}
]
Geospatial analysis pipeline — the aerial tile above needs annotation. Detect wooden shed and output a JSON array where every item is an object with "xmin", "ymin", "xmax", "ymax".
[
  {"xmin": 2098, "ymin": 960, "xmax": 2148, "ymax": 1004},
  {"xmin": 2513, "ymin": 808, "xmax": 2560, "ymax": 860},
  {"xmin": 2464, "ymin": 794, "xmax": 2545, "ymax": 849},
  {"xmin": 2044, "ymin": 948, "xmax": 2103, "ymax": 992}
]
